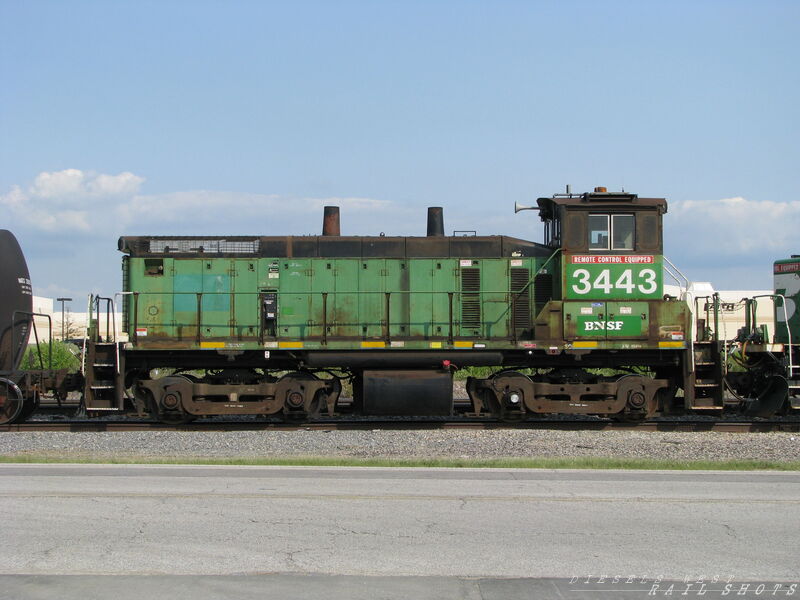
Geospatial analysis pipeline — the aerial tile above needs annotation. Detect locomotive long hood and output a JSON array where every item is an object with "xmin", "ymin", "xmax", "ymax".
[{"xmin": 117, "ymin": 234, "xmax": 554, "ymax": 259}]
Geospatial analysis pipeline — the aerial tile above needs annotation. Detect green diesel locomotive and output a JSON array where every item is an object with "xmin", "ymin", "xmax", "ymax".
[
  {"xmin": 1, "ymin": 188, "xmax": 796, "ymax": 423},
  {"xmin": 104, "ymin": 188, "xmax": 711, "ymax": 421}
]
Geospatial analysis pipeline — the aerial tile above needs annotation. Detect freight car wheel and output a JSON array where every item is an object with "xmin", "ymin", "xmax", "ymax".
[{"xmin": 0, "ymin": 378, "xmax": 25, "ymax": 424}]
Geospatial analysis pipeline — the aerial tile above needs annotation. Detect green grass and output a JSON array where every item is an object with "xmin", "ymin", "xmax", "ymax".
[
  {"xmin": 0, "ymin": 454, "xmax": 798, "ymax": 470},
  {"xmin": 20, "ymin": 341, "xmax": 80, "ymax": 371}
]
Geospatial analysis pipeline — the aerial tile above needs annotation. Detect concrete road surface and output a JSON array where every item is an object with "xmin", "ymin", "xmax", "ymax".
[{"xmin": 2, "ymin": 464, "xmax": 798, "ymax": 599}]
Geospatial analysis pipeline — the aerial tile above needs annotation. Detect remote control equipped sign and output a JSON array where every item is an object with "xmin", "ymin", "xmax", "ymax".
[{"xmin": 565, "ymin": 255, "xmax": 663, "ymax": 300}]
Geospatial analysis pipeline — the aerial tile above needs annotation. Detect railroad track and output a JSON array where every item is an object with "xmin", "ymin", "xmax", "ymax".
[{"xmin": 3, "ymin": 419, "xmax": 800, "ymax": 433}]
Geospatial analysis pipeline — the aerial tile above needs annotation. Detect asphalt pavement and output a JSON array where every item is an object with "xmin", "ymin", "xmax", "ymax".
[{"xmin": 2, "ymin": 464, "xmax": 798, "ymax": 599}]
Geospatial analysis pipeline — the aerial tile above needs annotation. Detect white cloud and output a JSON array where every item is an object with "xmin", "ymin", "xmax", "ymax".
[
  {"xmin": 28, "ymin": 168, "xmax": 144, "ymax": 200},
  {"xmin": 29, "ymin": 168, "xmax": 86, "ymax": 199},
  {"xmin": 665, "ymin": 196, "xmax": 799, "ymax": 289},
  {"xmin": 0, "ymin": 169, "xmax": 401, "ymax": 239},
  {"xmin": 115, "ymin": 190, "xmax": 401, "ymax": 235},
  {"xmin": 668, "ymin": 196, "xmax": 799, "ymax": 255},
  {"xmin": 1, "ymin": 168, "xmax": 146, "ymax": 232},
  {"xmin": 87, "ymin": 172, "xmax": 145, "ymax": 197}
]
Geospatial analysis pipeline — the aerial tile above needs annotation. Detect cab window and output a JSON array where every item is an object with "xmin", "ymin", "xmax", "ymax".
[
  {"xmin": 588, "ymin": 213, "xmax": 634, "ymax": 251},
  {"xmin": 588, "ymin": 215, "xmax": 609, "ymax": 250},
  {"xmin": 611, "ymin": 214, "xmax": 634, "ymax": 250}
]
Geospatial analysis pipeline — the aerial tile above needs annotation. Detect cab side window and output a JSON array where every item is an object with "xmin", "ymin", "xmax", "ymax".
[
  {"xmin": 588, "ymin": 215, "xmax": 609, "ymax": 250},
  {"xmin": 611, "ymin": 214, "xmax": 634, "ymax": 250}
]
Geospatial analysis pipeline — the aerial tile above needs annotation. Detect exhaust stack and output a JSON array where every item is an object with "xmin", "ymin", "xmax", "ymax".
[
  {"xmin": 426, "ymin": 207, "xmax": 444, "ymax": 237},
  {"xmin": 322, "ymin": 206, "xmax": 341, "ymax": 236}
]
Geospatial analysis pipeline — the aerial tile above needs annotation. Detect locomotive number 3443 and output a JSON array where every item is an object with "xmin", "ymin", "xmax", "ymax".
[{"xmin": 571, "ymin": 268, "xmax": 658, "ymax": 295}]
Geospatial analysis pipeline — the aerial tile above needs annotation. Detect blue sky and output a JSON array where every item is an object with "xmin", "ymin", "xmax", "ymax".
[{"xmin": 1, "ymin": 0, "xmax": 798, "ymax": 303}]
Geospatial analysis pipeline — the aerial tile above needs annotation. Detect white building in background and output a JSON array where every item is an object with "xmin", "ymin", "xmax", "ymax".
[
  {"xmin": 664, "ymin": 285, "xmax": 776, "ymax": 340},
  {"xmin": 30, "ymin": 296, "xmax": 123, "ymax": 343}
]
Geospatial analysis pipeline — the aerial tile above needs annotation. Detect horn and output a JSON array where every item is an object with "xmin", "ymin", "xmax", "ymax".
[{"xmin": 514, "ymin": 202, "xmax": 537, "ymax": 213}]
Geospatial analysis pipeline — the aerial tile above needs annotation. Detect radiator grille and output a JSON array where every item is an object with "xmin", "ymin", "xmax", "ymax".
[
  {"xmin": 121, "ymin": 256, "xmax": 129, "ymax": 333},
  {"xmin": 510, "ymin": 268, "xmax": 531, "ymax": 331},
  {"xmin": 460, "ymin": 268, "xmax": 481, "ymax": 329}
]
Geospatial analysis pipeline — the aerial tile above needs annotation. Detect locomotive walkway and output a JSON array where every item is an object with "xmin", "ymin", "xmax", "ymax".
[{"xmin": 2, "ymin": 465, "xmax": 798, "ymax": 599}]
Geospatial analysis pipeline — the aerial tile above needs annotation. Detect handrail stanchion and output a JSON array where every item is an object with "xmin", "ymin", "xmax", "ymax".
[
  {"xmin": 322, "ymin": 292, "xmax": 328, "ymax": 346},
  {"xmin": 196, "ymin": 293, "xmax": 203, "ymax": 344},
  {"xmin": 448, "ymin": 292, "xmax": 454, "ymax": 345},
  {"xmin": 385, "ymin": 292, "xmax": 391, "ymax": 344}
]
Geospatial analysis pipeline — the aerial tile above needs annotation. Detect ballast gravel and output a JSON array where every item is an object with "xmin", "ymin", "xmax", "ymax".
[{"xmin": 0, "ymin": 429, "xmax": 798, "ymax": 462}]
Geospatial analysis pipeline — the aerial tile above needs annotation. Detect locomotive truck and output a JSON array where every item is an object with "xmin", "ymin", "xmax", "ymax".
[{"xmin": 1, "ymin": 187, "xmax": 797, "ymax": 423}]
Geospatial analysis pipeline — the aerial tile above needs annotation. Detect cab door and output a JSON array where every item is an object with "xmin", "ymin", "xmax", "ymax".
[{"xmin": 232, "ymin": 259, "xmax": 258, "ymax": 340}]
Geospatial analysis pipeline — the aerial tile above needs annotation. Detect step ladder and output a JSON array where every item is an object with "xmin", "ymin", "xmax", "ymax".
[
  {"xmin": 83, "ymin": 341, "xmax": 124, "ymax": 411},
  {"xmin": 685, "ymin": 340, "xmax": 725, "ymax": 410},
  {"xmin": 81, "ymin": 295, "xmax": 124, "ymax": 412},
  {"xmin": 789, "ymin": 356, "xmax": 800, "ymax": 410}
]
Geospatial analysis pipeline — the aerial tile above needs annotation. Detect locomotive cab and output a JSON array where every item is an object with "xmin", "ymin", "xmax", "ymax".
[
  {"xmin": 466, "ymin": 187, "xmax": 692, "ymax": 420},
  {"xmin": 531, "ymin": 188, "xmax": 680, "ymax": 348},
  {"xmin": 536, "ymin": 187, "xmax": 664, "ymax": 255}
]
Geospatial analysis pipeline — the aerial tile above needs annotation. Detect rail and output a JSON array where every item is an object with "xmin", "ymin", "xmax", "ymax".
[{"xmin": 4, "ymin": 418, "xmax": 800, "ymax": 433}]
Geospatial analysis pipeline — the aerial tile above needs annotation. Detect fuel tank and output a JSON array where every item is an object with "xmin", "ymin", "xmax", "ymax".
[{"xmin": 0, "ymin": 230, "xmax": 33, "ymax": 371}]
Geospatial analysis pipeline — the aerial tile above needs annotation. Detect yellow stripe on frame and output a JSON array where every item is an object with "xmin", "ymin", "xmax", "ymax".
[
  {"xmin": 572, "ymin": 341, "xmax": 598, "ymax": 349},
  {"xmin": 200, "ymin": 342, "xmax": 225, "ymax": 349},
  {"xmin": 429, "ymin": 341, "xmax": 443, "ymax": 349},
  {"xmin": 361, "ymin": 341, "xmax": 386, "ymax": 348},
  {"xmin": 278, "ymin": 341, "xmax": 304, "ymax": 349},
  {"xmin": 453, "ymin": 341, "xmax": 474, "ymax": 349},
  {"xmin": 658, "ymin": 341, "xmax": 685, "ymax": 348}
]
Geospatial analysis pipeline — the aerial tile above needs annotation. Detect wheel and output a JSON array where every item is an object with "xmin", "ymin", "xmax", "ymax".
[
  {"xmin": 156, "ymin": 375, "xmax": 197, "ymax": 424},
  {"xmin": 277, "ymin": 371, "xmax": 322, "ymax": 418},
  {"xmin": 613, "ymin": 375, "xmax": 658, "ymax": 421},
  {"xmin": 0, "ymin": 378, "xmax": 25, "ymax": 425},
  {"xmin": 490, "ymin": 370, "xmax": 530, "ymax": 420}
]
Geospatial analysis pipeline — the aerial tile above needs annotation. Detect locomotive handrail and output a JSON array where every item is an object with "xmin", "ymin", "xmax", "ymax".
[
  {"xmin": 92, "ymin": 296, "xmax": 117, "ymax": 344},
  {"xmin": 693, "ymin": 294, "xmax": 721, "ymax": 343},
  {"xmin": 663, "ymin": 256, "xmax": 689, "ymax": 291},
  {"xmin": 88, "ymin": 295, "xmax": 120, "ymax": 374},
  {"xmin": 750, "ymin": 294, "xmax": 794, "ymax": 375},
  {"xmin": 81, "ymin": 295, "xmax": 90, "ymax": 376},
  {"xmin": 507, "ymin": 248, "xmax": 561, "ymax": 343},
  {"xmin": 114, "ymin": 292, "xmax": 137, "ymax": 343},
  {"xmin": 11, "ymin": 310, "xmax": 52, "ymax": 370},
  {"xmin": 126, "ymin": 288, "xmax": 534, "ymax": 344}
]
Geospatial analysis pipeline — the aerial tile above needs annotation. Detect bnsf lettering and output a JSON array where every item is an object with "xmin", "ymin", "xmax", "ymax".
[{"xmin": 584, "ymin": 321, "xmax": 624, "ymax": 331}]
